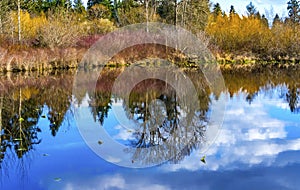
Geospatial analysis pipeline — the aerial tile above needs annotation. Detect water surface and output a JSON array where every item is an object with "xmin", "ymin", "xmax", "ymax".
[{"xmin": 0, "ymin": 68, "xmax": 299, "ymax": 190}]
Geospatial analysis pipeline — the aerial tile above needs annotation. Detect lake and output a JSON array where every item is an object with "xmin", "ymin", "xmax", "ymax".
[{"xmin": 0, "ymin": 67, "xmax": 299, "ymax": 190}]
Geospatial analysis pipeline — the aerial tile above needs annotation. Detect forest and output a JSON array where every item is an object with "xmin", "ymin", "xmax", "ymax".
[{"xmin": 0, "ymin": 0, "xmax": 299, "ymax": 66}]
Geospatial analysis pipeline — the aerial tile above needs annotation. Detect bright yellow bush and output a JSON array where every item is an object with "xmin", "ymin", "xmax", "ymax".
[
  {"xmin": 206, "ymin": 13, "xmax": 271, "ymax": 54},
  {"xmin": 82, "ymin": 18, "xmax": 116, "ymax": 35},
  {"xmin": 11, "ymin": 11, "xmax": 47, "ymax": 39},
  {"xmin": 206, "ymin": 12, "xmax": 299, "ymax": 59}
]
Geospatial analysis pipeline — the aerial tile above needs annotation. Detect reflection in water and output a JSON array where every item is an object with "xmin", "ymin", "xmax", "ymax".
[
  {"xmin": 81, "ymin": 68, "xmax": 299, "ymax": 166},
  {"xmin": 0, "ymin": 67, "xmax": 299, "ymax": 171},
  {"xmin": 120, "ymin": 78, "xmax": 208, "ymax": 164},
  {"xmin": 286, "ymin": 85, "xmax": 300, "ymax": 113},
  {"xmin": 223, "ymin": 69, "xmax": 300, "ymax": 113},
  {"xmin": 82, "ymin": 66, "xmax": 212, "ymax": 166},
  {"xmin": 0, "ymin": 71, "xmax": 74, "ymax": 169},
  {"xmin": 88, "ymin": 69, "xmax": 119, "ymax": 125}
]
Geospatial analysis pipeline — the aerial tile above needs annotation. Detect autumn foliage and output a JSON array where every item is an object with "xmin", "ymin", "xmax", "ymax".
[
  {"xmin": 206, "ymin": 12, "xmax": 300, "ymax": 61},
  {"xmin": 0, "ymin": 0, "xmax": 299, "ymax": 63}
]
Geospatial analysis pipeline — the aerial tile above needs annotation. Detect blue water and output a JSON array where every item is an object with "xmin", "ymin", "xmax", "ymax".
[{"xmin": 1, "ymin": 82, "xmax": 299, "ymax": 190}]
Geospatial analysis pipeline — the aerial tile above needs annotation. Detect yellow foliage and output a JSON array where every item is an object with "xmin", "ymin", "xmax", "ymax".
[
  {"xmin": 206, "ymin": 14, "xmax": 270, "ymax": 53},
  {"xmin": 11, "ymin": 11, "xmax": 47, "ymax": 39},
  {"xmin": 82, "ymin": 18, "xmax": 116, "ymax": 35},
  {"xmin": 22, "ymin": 87, "xmax": 39, "ymax": 100},
  {"xmin": 13, "ymin": 87, "xmax": 39, "ymax": 101},
  {"xmin": 206, "ymin": 13, "xmax": 300, "ymax": 59},
  {"xmin": 269, "ymin": 23, "xmax": 298, "ymax": 57}
]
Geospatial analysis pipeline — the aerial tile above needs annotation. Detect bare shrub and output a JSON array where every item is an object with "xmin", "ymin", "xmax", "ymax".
[{"xmin": 38, "ymin": 12, "xmax": 82, "ymax": 49}]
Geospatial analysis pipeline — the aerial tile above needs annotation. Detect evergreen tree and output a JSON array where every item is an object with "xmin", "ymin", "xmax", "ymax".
[
  {"xmin": 287, "ymin": 0, "xmax": 300, "ymax": 23},
  {"xmin": 88, "ymin": 0, "xmax": 112, "ymax": 9},
  {"xmin": 20, "ymin": 0, "xmax": 43, "ymax": 14},
  {"xmin": 261, "ymin": 14, "xmax": 269, "ymax": 27},
  {"xmin": 212, "ymin": 3, "xmax": 222, "ymax": 17},
  {"xmin": 41, "ymin": 0, "xmax": 72, "ymax": 12},
  {"xmin": 229, "ymin": 5, "xmax": 236, "ymax": 15},
  {"xmin": 272, "ymin": 13, "xmax": 281, "ymax": 26},
  {"xmin": 157, "ymin": 0, "xmax": 176, "ymax": 24},
  {"xmin": 246, "ymin": 2, "xmax": 257, "ymax": 16},
  {"xmin": 74, "ymin": 0, "xmax": 86, "ymax": 13},
  {"xmin": 112, "ymin": 0, "xmax": 119, "ymax": 24},
  {"xmin": 87, "ymin": 0, "xmax": 95, "ymax": 9}
]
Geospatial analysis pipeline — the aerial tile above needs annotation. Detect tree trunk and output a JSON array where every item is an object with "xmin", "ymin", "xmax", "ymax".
[
  {"xmin": 10, "ymin": 14, "xmax": 14, "ymax": 44},
  {"xmin": 0, "ymin": 1, "xmax": 2, "ymax": 34},
  {"xmin": 174, "ymin": 0, "xmax": 178, "ymax": 50},
  {"xmin": 113, "ymin": 0, "xmax": 120, "ymax": 25},
  {"xmin": 0, "ymin": 15, "xmax": 2, "ymax": 34},
  {"xmin": 174, "ymin": 0, "xmax": 177, "ymax": 26},
  {"xmin": 17, "ymin": 0, "xmax": 21, "ymax": 42},
  {"xmin": 19, "ymin": 88, "xmax": 23, "ymax": 149},
  {"xmin": 146, "ymin": 0, "xmax": 149, "ymax": 32},
  {"xmin": 149, "ymin": 0, "xmax": 157, "ymax": 22},
  {"xmin": 181, "ymin": 0, "xmax": 188, "ymax": 27}
]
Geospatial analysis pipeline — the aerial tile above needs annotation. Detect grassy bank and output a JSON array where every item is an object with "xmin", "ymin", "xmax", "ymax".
[
  {"xmin": 0, "ymin": 46, "xmax": 86, "ymax": 72},
  {"xmin": 0, "ymin": 44, "xmax": 299, "ymax": 72},
  {"xmin": 1, "ymin": 1, "xmax": 299, "ymax": 73}
]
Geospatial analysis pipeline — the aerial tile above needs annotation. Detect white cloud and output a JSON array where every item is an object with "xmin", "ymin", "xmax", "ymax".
[
  {"xmin": 247, "ymin": 127, "xmax": 286, "ymax": 140},
  {"xmin": 107, "ymin": 156, "xmax": 122, "ymax": 163},
  {"xmin": 113, "ymin": 125, "xmax": 135, "ymax": 141},
  {"xmin": 62, "ymin": 174, "xmax": 125, "ymax": 190},
  {"xmin": 61, "ymin": 174, "xmax": 170, "ymax": 190},
  {"xmin": 162, "ymin": 91, "xmax": 300, "ymax": 172},
  {"xmin": 274, "ymin": 102, "xmax": 290, "ymax": 110}
]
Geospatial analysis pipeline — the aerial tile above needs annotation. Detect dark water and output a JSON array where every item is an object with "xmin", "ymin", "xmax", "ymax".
[{"xmin": 0, "ymin": 68, "xmax": 299, "ymax": 190}]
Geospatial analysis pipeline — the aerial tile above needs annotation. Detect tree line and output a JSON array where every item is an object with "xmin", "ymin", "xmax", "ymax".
[
  {"xmin": 0, "ymin": 0, "xmax": 299, "ymax": 61},
  {"xmin": 207, "ymin": 1, "xmax": 300, "ymax": 61},
  {"xmin": 0, "ymin": 0, "xmax": 209, "ymax": 47}
]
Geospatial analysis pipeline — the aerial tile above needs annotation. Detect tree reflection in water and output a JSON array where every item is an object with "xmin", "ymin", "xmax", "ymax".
[
  {"xmin": 223, "ymin": 69, "xmax": 300, "ymax": 113},
  {"xmin": 89, "ymin": 68, "xmax": 300, "ymax": 165},
  {"xmin": 119, "ymin": 78, "xmax": 209, "ymax": 164},
  {"xmin": 286, "ymin": 85, "xmax": 300, "ymax": 113},
  {"xmin": 0, "ymin": 67, "xmax": 299, "ymax": 169},
  {"xmin": 0, "ymin": 71, "xmax": 74, "ymax": 169}
]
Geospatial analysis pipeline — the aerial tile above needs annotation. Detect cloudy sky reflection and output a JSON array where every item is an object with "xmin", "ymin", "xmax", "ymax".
[
  {"xmin": 1, "ymin": 85, "xmax": 299, "ymax": 190},
  {"xmin": 163, "ymin": 88, "xmax": 300, "ymax": 172},
  {"xmin": 43, "ymin": 86, "xmax": 300, "ymax": 190}
]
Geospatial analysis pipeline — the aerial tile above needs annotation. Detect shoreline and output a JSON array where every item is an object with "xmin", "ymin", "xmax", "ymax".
[{"xmin": 0, "ymin": 47, "xmax": 299, "ymax": 73}]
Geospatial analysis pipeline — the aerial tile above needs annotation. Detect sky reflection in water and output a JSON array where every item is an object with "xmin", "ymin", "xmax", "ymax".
[{"xmin": 0, "ymin": 70, "xmax": 299, "ymax": 190}]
